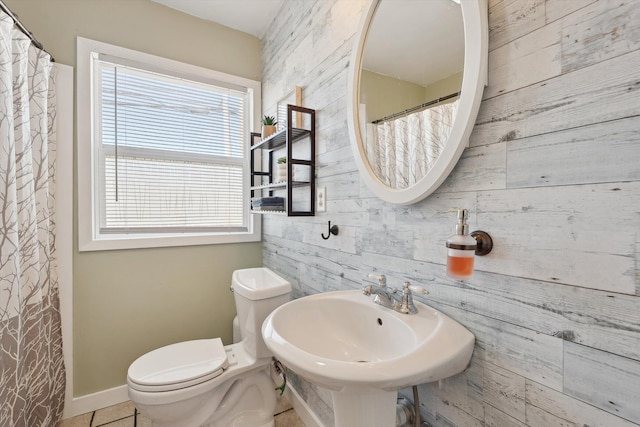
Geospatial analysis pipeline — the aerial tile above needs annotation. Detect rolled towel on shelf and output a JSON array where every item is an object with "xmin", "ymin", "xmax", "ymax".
[{"xmin": 251, "ymin": 197, "xmax": 285, "ymax": 211}]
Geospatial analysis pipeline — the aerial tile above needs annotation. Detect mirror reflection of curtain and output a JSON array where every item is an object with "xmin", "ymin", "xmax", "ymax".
[{"xmin": 366, "ymin": 100, "xmax": 459, "ymax": 189}]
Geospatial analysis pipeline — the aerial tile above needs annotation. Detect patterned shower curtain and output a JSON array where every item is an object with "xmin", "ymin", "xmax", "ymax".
[
  {"xmin": 0, "ymin": 12, "xmax": 65, "ymax": 427},
  {"xmin": 366, "ymin": 100, "xmax": 459, "ymax": 189}
]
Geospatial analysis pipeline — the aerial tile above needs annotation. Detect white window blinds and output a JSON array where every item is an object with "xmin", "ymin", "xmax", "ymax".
[{"xmin": 95, "ymin": 58, "xmax": 248, "ymax": 234}]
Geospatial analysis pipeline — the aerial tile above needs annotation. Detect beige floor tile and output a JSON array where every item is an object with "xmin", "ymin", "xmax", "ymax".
[
  {"xmin": 275, "ymin": 395, "xmax": 294, "ymax": 415},
  {"xmin": 95, "ymin": 415, "xmax": 135, "ymax": 427},
  {"xmin": 58, "ymin": 398, "xmax": 304, "ymax": 427},
  {"xmin": 93, "ymin": 401, "xmax": 136, "ymax": 426},
  {"xmin": 135, "ymin": 412, "xmax": 153, "ymax": 427},
  {"xmin": 274, "ymin": 409, "xmax": 306, "ymax": 427},
  {"xmin": 56, "ymin": 412, "xmax": 92, "ymax": 427},
  {"xmin": 133, "ymin": 410, "xmax": 303, "ymax": 426}
]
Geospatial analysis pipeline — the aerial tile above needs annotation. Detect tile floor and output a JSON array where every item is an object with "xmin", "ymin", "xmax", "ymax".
[{"xmin": 56, "ymin": 395, "xmax": 306, "ymax": 427}]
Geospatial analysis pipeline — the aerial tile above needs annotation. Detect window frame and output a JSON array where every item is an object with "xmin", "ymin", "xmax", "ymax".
[{"xmin": 77, "ymin": 37, "xmax": 261, "ymax": 251}]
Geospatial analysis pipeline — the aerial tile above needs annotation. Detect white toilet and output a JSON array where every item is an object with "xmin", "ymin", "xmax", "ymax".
[{"xmin": 127, "ymin": 267, "xmax": 291, "ymax": 427}]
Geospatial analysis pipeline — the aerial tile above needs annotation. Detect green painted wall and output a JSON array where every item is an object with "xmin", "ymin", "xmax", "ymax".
[
  {"xmin": 360, "ymin": 69, "xmax": 426, "ymax": 123},
  {"xmin": 5, "ymin": 0, "xmax": 263, "ymax": 396},
  {"xmin": 423, "ymin": 72, "xmax": 463, "ymax": 105},
  {"xmin": 360, "ymin": 70, "xmax": 463, "ymax": 122}
]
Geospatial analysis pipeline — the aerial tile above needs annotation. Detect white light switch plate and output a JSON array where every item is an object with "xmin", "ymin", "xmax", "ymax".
[{"xmin": 317, "ymin": 187, "xmax": 326, "ymax": 212}]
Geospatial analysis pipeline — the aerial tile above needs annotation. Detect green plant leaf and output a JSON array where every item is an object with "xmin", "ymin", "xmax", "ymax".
[{"xmin": 262, "ymin": 115, "xmax": 277, "ymax": 125}]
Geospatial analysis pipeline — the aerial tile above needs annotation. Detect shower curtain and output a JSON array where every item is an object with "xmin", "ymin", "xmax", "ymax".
[
  {"xmin": 366, "ymin": 100, "xmax": 459, "ymax": 189},
  {"xmin": 0, "ymin": 13, "xmax": 65, "ymax": 427}
]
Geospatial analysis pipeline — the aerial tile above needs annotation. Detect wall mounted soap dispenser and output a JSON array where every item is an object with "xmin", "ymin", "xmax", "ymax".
[{"xmin": 446, "ymin": 209, "xmax": 493, "ymax": 280}]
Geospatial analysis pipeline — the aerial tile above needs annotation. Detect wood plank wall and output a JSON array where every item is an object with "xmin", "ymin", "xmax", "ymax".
[{"xmin": 261, "ymin": 0, "xmax": 640, "ymax": 425}]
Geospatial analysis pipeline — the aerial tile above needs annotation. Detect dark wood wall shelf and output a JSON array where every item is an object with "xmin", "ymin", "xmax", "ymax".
[{"xmin": 251, "ymin": 127, "xmax": 311, "ymax": 151}]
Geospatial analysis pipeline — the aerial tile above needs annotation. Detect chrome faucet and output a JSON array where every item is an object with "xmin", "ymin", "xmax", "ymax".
[
  {"xmin": 363, "ymin": 274, "xmax": 395, "ymax": 307},
  {"xmin": 363, "ymin": 274, "xmax": 428, "ymax": 314}
]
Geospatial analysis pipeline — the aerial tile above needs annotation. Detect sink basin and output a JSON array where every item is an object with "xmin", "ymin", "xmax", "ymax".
[
  {"xmin": 261, "ymin": 290, "xmax": 475, "ymax": 426},
  {"xmin": 262, "ymin": 289, "xmax": 474, "ymax": 390}
]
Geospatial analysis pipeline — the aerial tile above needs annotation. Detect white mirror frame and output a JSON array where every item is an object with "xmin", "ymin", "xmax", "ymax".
[{"xmin": 347, "ymin": 0, "xmax": 488, "ymax": 205}]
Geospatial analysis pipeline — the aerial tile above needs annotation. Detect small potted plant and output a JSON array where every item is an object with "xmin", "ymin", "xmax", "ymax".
[{"xmin": 261, "ymin": 115, "xmax": 278, "ymax": 139}]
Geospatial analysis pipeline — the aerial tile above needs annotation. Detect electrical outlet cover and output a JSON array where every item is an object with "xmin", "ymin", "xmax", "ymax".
[{"xmin": 317, "ymin": 187, "xmax": 326, "ymax": 212}]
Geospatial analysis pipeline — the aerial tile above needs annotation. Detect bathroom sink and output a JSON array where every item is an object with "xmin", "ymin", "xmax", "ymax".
[
  {"xmin": 262, "ymin": 290, "xmax": 474, "ymax": 392},
  {"xmin": 262, "ymin": 290, "xmax": 474, "ymax": 425}
]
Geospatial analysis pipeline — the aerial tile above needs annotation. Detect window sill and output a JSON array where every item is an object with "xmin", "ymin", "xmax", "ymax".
[{"xmin": 78, "ymin": 230, "xmax": 261, "ymax": 252}]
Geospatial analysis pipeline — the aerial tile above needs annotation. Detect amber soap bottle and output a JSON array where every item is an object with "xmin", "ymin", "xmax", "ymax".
[{"xmin": 446, "ymin": 209, "xmax": 477, "ymax": 280}]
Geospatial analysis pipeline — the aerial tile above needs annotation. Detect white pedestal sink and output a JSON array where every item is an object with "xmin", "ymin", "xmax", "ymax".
[{"xmin": 261, "ymin": 290, "xmax": 475, "ymax": 426}]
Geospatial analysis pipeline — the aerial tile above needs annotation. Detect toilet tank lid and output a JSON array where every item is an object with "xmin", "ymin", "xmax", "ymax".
[{"xmin": 232, "ymin": 267, "xmax": 291, "ymax": 300}]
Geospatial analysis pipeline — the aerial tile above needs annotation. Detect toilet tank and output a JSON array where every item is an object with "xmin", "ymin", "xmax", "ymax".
[{"xmin": 231, "ymin": 267, "xmax": 291, "ymax": 359}]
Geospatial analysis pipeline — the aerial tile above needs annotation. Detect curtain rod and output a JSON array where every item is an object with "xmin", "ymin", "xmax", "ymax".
[
  {"xmin": 0, "ymin": 0, "xmax": 55, "ymax": 62},
  {"xmin": 371, "ymin": 91, "xmax": 460, "ymax": 124}
]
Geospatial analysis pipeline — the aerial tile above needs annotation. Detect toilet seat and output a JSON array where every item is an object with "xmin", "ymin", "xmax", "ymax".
[{"xmin": 128, "ymin": 338, "xmax": 229, "ymax": 392}]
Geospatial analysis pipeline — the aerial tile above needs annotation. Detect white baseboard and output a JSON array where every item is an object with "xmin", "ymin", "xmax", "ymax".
[
  {"xmin": 63, "ymin": 385, "xmax": 129, "ymax": 419},
  {"xmin": 284, "ymin": 383, "xmax": 325, "ymax": 427}
]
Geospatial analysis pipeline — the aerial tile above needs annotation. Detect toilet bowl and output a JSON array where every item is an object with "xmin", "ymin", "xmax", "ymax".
[{"xmin": 127, "ymin": 267, "xmax": 291, "ymax": 427}]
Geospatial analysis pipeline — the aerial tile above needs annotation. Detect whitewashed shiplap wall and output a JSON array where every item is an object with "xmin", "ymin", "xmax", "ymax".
[{"xmin": 261, "ymin": 0, "xmax": 640, "ymax": 425}]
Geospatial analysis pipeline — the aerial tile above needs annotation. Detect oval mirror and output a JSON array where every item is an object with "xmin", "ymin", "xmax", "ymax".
[{"xmin": 348, "ymin": 0, "xmax": 488, "ymax": 205}]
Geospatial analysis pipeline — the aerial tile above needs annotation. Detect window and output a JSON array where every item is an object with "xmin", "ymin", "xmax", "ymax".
[{"xmin": 77, "ymin": 38, "xmax": 261, "ymax": 251}]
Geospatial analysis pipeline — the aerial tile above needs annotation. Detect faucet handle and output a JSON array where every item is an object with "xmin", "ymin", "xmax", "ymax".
[
  {"xmin": 367, "ymin": 273, "xmax": 387, "ymax": 287},
  {"xmin": 399, "ymin": 282, "xmax": 419, "ymax": 314},
  {"xmin": 406, "ymin": 283, "xmax": 428, "ymax": 295}
]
